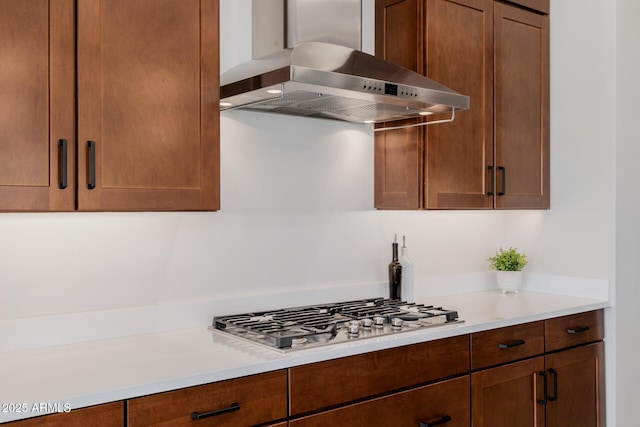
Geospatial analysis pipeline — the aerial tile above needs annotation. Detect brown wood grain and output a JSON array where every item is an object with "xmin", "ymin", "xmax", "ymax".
[
  {"xmin": 127, "ymin": 370, "xmax": 287, "ymax": 426},
  {"xmin": 472, "ymin": 357, "xmax": 545, "ymax": 427},
  {"xmin": 290, "ymin": 376, "xmax": 470, "ymax": 427},
  {"xmin": 289, "ymin": 335, "xmax": 470, "ymax": 416},
  {"xmin": 471, "ymin": 321, "xmax": 545, "ymax": 370},
  {"xmin": 425, "ymin": 0, "xmax": 494, "ymax": 209},
  {"xmin": 545, "ymin": 310, "xmax": 604, "ymax": 353},
  {"xmin": 0, "ymin": 0, "xmax": 75, "ymax": 211},
  {"xmin": 4, "ymin": 402, "xmax": 123, "ymax": 427},
  {"xmin": 76, "ymin": 0, "xmax": 219, "ymax": 211},
  {"xmin": 374, "ymin": 0, "xmax": 424, "ymax": 209},
  {"xmin": 494, "ymin": 2, "xmax": 550, "ymax": 209},
  {"xmin": 545, "ymin": 342, "xmax": 605, "ymax": 427}
]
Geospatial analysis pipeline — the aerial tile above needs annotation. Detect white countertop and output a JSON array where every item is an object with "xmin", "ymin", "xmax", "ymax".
[{"xmin": 0, "ymin": 289, "xmax": 609, "ymax": 423}]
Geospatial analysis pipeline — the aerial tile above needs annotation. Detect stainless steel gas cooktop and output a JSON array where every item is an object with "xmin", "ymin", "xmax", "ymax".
[{"xmin": 211, "ymin": 298, "xmax": 463, "ymax": 352}]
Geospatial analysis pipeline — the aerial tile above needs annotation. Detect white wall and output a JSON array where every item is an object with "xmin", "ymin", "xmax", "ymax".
[{"xmin": 616, "ymin": 0, "xmax": 640, "ymax": 424}]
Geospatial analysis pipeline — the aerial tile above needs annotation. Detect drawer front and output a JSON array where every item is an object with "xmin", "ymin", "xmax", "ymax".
[
  {"xmin": 545, "ymin": 309, "xmax": 604, "ymax": 352},
  {"xmin": 128, "ymin": 370, "xmax": 287, "ymax": 426},
  {"xmin": 4, "ymin": 402, "xmax": 123, "ymax": 427},
  {"xmin": 289, "ymin": 335, "xmax": 470, "ymax": 416},
  {"xmin": 290, "ymin": 376, "xmax": 470, "ymax": 427},
  {"xmin": 471, "ymin": 321, "xmax": 544, "ymax": 370}
]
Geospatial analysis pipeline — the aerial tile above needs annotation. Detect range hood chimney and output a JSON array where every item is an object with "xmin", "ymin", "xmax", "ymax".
[{"xmin": 220, "ymin": 0, "xmax": 469, "ymax": 127}]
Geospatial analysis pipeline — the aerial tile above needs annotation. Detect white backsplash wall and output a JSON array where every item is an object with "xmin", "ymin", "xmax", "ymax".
[{"xmin": 0, "ymin": 108, "xmax": 505, "ymax": 321}]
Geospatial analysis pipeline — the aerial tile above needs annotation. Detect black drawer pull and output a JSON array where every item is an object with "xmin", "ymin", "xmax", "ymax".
[
  {"xmin": 58, "ymin": 139, "xmax": 67, "ymax": 189},
  {"xmin": 420, "ymin": 415, "xmax": 452, "ymax": 427},
  {"xmin": 498, "ymin": 339, "xmax": 525, "ymax": 349},
  {"xmin": 567, "ymin": 326, "xmax": 590, "ymax": 334},
  {"xmin": 537, "ymin": 371, "xmax": 547, "ymax": 405},
  {"xmin": 548, "ymin": 368, "xmax": 558, "ymax": 402},
  {"xmin": 487, "ymin": 165, "xmax": 494, "ymax": 196},
  {"xmin": 191, "ymin": 402, "xmax": 239, "ymax": 420},
  {"xmin": 498, "ymin": 166, "xmax": 506, "ymax": 196},
  {"xmin": 87, "ymin": 140, "xmax": 96, "ymax": 190}
]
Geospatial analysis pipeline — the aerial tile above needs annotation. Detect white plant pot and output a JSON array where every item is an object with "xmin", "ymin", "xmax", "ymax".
[{"xmin": 496, "ymin": 271, "xmax": 523, "ymax": 293}]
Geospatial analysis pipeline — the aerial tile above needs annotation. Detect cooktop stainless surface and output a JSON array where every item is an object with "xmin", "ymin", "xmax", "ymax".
[{"xmin": 211, "ymin": 297, "xmax": 463, "ymax": 352}]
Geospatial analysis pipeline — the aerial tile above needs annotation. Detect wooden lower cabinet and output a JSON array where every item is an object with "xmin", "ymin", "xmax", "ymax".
[
  {"xmin": 3, "ymin": 402, "xmax": 123, "ymax": 426},
  {"xmin": 545, "ymin": 342, "xmax": 605, "ymax": 427},
  {"xmin": 290, "ymin": 376, "xmax": 470, "ymax": 427},
  {"xmin": 472, "ymin": 357, "xmax": 545, "ymax": 427},
  {"xmin": 471, "ymin": 310, "xmax": 605, "ymax": 427}
]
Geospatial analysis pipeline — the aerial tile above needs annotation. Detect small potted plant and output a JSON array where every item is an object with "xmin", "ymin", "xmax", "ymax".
[{"xmin": 487, "ymin": 247, "xmax": 527, "ymax": 293}]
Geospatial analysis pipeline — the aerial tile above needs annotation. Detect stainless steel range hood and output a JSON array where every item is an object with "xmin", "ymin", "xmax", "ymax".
[{"xmin": 220, "ymin": 0, "xmax": 469, "ymax": 126}]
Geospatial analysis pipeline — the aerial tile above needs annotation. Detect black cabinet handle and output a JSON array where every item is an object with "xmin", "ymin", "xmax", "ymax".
[
  {"xmin": 58, "ymin": 139, "xmax": 67, "ymax": 189},
  {"xmin": 190, "ymin": 402, "xmax": 240, "ymax": 420},
  {"xmin": 537, "ymin": 371, "xmax": 547, "ymax": 405},
  {"xmin": 487, "ymin": 165, "xmax": 494, "ymax": 196},
  {"xmin": 548, "ymin": 368, "xmax": 558, "ymax": 402},
  {"xmin": 498, "ymin": 339, "xmax": 525, "ymax": 349},
  {"xmin": 498, "ymin": 166, "xmax": 506, "ymax": 196},
  {"xmin": 87, "ymin": 141, "xmax": 96, "ymax": 190},
  {"xmin": 567, "ymin": 326, "xmax": 590, "ymax": 334},
  {"xmin": 419, "ymin": 415, "xmax": 452, "ymax": 427}
]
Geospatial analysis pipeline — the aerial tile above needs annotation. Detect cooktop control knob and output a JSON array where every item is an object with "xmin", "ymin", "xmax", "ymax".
[
  {"xmin": 391, "ymin": 317, "xmax": 404, "ymax": 328},
  {"xmin": 361, "ymin": 318, "xmax": 373, "ymax": 328},
  {"xmin": 373, "ymin": 316, "xmax": 385, "ymax": 328},
  {"xmin": 348, "ymin": 322, "xmax": 361, "ymax": 336}
]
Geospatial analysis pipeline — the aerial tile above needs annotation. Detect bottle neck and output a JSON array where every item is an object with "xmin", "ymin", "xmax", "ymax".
[{"xmin": 392, "ymin": 243, "xmax": 399, "ymax": 261}]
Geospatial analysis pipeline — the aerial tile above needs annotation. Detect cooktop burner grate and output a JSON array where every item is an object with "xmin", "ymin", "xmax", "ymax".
[{"xmin": 212, "ymin": 297, "xmax": 463, "ymax": 352}]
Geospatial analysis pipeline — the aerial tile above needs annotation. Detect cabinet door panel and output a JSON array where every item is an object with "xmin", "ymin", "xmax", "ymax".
[
  {"xmin": 545, "ymin": 342, "xmax": 605, "ymax": 427},
  {"xmin": 374, "ymin": 0, "xmax": 423, "ymax": 209},
  {"xmin": 290, "ymin": 376, "xmax": 470, "ymax": 427},
  {"xmin": 0, "ymin": 0, "xmax": 75, "ymax": 211},
  {"xmin": 425, "ymin": 0, "xmax": 494, "ymax": 209},
  {"xmin": 472, "ymin": 357, "xmax": 545, "ymax": 427},
  {"xmin": 77, "ymin": 0, "xmax": 219, "ymax": 211},
  {"xmin": 494, "ymin": 2, "xmax": 549, "ymax": 209}
]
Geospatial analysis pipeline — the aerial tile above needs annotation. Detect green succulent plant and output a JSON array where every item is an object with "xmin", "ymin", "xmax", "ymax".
[{"xmin": 487, "ymin": 247, "xmax": 527, "ymax": 271}]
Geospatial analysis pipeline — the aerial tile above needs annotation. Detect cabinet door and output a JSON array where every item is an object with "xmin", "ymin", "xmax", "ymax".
[
  {"xmin": 471, "ymin": 357, "xmax": 545, "ymax": 427},
  {"xmin": 545, "ymin": 342, "xmax": 605, "ymax": 427},
  {"xmin": 4, "ymin": 402, "xmax": 123, "ymax": 426},
  {"xmin": 76, "ymin": 0, "xmax": 219, "ymax": 211},
  {"xmin": 494, "ymin": 3, "xmax": 549, "ymax": 209},
  {"xmin": 425, "ymin": 0, "xmax": 494, "ymax": 209},
  {"xmin": 374, "ymin": 0, "xmax": 423, "ymax": 209},
  {"xmin": 290, "ymin": 376, "xmax": 470, "ymax": 427},
  {"xmin": 0, "ymin": 0, "xmax": 75, "ymax": 211}
]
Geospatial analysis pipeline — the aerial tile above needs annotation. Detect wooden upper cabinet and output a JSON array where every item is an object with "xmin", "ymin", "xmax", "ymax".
[
  {"xmin": 425, "ymin": 0, "xmax": 493, "ymax": 209},
  {"xmin": 0, "ymin": 0, "xmax": 75, "ymax": 211},
  {"xmin": 77, "ymin": 0, "xmax": 219, "ymax": 211},
  {"xmin": 374, "ymin": 0, "xmax": 549, "ymax": 210},
  {"xmin": 494, "ymin": 2, "xmax": 549, "ymax": 209},
  {"xmin": 374, "ymin": 0, "xmax": 423, "ymax": 209}
]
